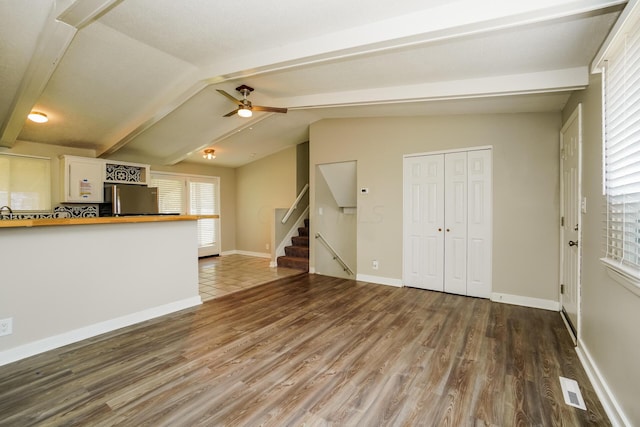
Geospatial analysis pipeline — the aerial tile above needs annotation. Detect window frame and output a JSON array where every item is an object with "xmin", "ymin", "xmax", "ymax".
[{"xmin": 594, "ymin": 0, "xmax": 640, "ymax": 297}]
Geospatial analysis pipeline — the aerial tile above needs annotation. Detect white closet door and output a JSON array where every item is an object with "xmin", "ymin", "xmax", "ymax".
[
  {"xmin": 444, "ymin": 152, "xmax": 468, "ymax": 295},
  {"xmin": 403, "ymin": 155, "xmax": 444, "ymax": 291},
  {"xmin": 466, "ymin": 150, "xmax": 492, "ymax": 298}
]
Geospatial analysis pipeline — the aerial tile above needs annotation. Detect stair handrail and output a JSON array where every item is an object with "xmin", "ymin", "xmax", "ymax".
[
  {"xmin": 281, "ymin": 183, "xmax": 309, "ymax": 224},
  {"xmin": 315, "ymin": 232, "xmax": 354, "ymax": 275}
]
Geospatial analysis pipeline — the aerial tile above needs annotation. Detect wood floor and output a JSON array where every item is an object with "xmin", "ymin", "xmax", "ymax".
[{"xmin": 0, "ymin": 275, "xmax": 609, "ymax": 426}]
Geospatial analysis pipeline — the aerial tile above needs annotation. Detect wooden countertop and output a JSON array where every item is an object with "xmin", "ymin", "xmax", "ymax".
[{"xmin": 0, "ymin": 215, "xmax": 219, "ymax": 229}]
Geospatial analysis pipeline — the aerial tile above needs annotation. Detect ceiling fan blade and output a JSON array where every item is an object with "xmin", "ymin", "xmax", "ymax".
[
  {"xmin": 252, "ymin": 105, "xmax": 288, "ymax": 114},
  {"xmin": 223, "ymin": 109, "xmax": 239, "ymax": 117},
  {"xmin": 217, "ymin": 89, "xmax": 242, "ymax": 106}
]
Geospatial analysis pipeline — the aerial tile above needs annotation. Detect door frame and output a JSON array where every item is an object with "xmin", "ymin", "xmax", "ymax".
[{"xmin": 559, "ymin": 103, "xmax": 582, "ymax": 344}]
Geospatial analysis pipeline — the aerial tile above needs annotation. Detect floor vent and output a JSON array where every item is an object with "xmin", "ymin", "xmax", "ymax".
[{"xmin": 559, "ymin": 376, "xmax": 586, "ymax": 410}]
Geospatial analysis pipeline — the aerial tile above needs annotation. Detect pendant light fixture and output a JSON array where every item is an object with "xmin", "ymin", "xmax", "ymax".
[{"xmin": 203, "ymin": 149, "xmax": 216, "ymax": 160}]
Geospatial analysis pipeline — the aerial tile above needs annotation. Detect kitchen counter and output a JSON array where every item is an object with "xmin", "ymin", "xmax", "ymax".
[{"xmin": 0, "ymin": 214, "xmax": 219, "ymax": 228}]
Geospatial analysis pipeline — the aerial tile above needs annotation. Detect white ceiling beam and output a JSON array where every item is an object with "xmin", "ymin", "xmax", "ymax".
[
  {"xmin": 160, "ymin": 114, "xmax": 276, "ymax": 166},
  {"xmin": 280, "ymin": 67, "xmax": 589, "ymax": 109},
  {"xmin": 0, "ymin": 0, "xmax": 123, "ymax": 148},
  {"xmin": 97, "ymin": 76, "xmax": 208, "ymax": 158},
  {"xmin": 0, "ymin": 8, "xmax": 75, "ymax": 147},
  {"xmin": 57, "ymin": 0, "xmax": 122, "ymax": 29},
  {"xmin": 105, "ymin": 0, "xmax": 622, "ymax": 156},
  {"xmin": 197, "ymin": 0, "xmax": 625, "ymax": 83}
]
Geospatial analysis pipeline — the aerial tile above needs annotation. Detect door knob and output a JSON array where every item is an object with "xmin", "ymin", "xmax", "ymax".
[{"xmin": 568, "ymin": 240, "xmax": 578, "ymax": 247}]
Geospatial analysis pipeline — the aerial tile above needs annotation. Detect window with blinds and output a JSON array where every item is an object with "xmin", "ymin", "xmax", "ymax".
[
  {"xmin": 150, "ymin": 176, "xmax": 185, "ymax": 214},
  {"xmin": 190, "ymin": 180, "xmax": 217, "ymax": 248},
  {"xmin": 603, "ymin": 6, "xmax": 640, "ymax": 275},
  {"xmin": 150, "ymin": 172, "xmax": 220, "ymax": 256},
  {"xmin": 0, "ymin": 154, "xmax": 51, "ymax": 211}
]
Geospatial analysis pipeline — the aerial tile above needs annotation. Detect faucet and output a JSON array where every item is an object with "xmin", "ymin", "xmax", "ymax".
[{"xmin": 0, "ymin": 206, "xmax": 13, "ymax": 218}]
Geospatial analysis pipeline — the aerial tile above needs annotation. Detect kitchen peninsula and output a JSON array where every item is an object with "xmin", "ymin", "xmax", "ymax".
[{"xmin": 0, "ymin": 215, "xmax": 214, "ymax": 366}]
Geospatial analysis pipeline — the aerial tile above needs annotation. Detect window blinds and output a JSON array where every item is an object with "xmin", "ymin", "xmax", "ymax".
[
  {"xmin": 604, "ymin": 9, "xmax": 640, "ymax": 270},
  {"xmin": 149, "ymin": 176, "xmax": 185, "ymax": 214},
  {"xmin": 0, "ymin": 154, "xmax": 51, "ymax": 210},
  {"xmin": 190, "ymin": 181, "xmax": 217, "ymax": 248}
]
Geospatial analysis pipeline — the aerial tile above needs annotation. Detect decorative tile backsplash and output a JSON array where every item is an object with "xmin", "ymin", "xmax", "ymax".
[
  {"xmin": 54, "ymin": 205, "xmax": 98, "ymax": 218},
  {"xmin": 105, "ymin": 163, "xmax": 143, "ymax": 183},
  {"xmin": 0, "ymin": 205, "xmax": 98, "ymax": 220}
]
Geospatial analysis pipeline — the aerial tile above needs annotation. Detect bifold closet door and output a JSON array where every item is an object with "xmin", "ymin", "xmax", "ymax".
[
  {"xmin": 403, "ymin": 155, "xmax": 444, "ymax": 291},
  {"xmin": 443, "ymin": 152, "xmax": 467, "ymax": 295},
  {"xmin": 404, "ymin": 149, "xmax": 492, "ymax": 298},
  {"xmin": 466, "ymin": 149, "xmax": 492, "ymax": 298}
]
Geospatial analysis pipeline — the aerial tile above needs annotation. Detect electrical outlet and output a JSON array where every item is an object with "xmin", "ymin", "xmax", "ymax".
[
  {"xmin": 372, "ymin": 260, "xmax": 379, "ymax": 270},
  {"xmin": 265, "ymin": 243, "xmax": 270, "ymax": 250},
  {"xmin": 0, "ymin": 318, "xmax": 13, "ymax": 336}
]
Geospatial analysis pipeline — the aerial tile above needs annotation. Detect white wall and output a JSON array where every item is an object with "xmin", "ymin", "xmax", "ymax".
[
  {"xmin": 563, "ymin": 74, "xmax": 640, "ymax": 426},
  {"xmin": 310, "ymin": 113, "xmax": 561, "ymax": 303},
  {"xmin": 0, "ymin": 220, "xmax": 200, "ymax": 365}
]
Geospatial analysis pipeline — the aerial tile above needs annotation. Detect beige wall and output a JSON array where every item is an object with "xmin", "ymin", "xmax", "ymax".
[
  {"xmin": 310, "ymin": 113, "xmax": 561, "ymax": 301},
  {"xmin": 150, "ymin": 162, "xmax": 237, "ymax": 253},
  {"xmin": 315, "ymin": 162, "xmax": 357, "ymax": 278},
  {"xmin": 563, "ymin": 74, "xmax": 640, "ymax": 425},
  {"xmin": 236, "ymin": 147, "xmax": 297, "ymax": 254}
]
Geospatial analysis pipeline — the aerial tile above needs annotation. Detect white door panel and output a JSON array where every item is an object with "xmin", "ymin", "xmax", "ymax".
[
  {"xmin": 444, "ymin": 152, "xmax": 467, "ymax": 295},
  {"xmin": 403, "ymin": 155, "xmax": 444, "ymax": 291},
  {"xmin": 466, "ymin": 150, "xmax": 492, "ymax": 298},
  {"xmin": 561, "ymin": 105, "xmax": 581, "ymax": 337}
]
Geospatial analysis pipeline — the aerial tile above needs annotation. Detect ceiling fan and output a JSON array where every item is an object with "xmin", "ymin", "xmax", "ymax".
[{"xmin": 217, "ymin": 85, "xmax": 287, "ymax": 118}]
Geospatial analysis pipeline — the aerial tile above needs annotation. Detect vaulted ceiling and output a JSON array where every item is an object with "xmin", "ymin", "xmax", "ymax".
[{"xmin": 0, "ymin": 0, "xmax": 625, "ymax": 167}]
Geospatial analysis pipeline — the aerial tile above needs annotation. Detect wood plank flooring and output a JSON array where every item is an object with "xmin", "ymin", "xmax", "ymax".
[{"xmin": 0, "ymin": 275, "xmax": 609, "ymax": 426}]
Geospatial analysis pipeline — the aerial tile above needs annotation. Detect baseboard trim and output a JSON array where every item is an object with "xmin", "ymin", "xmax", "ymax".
[
  {"xmin": 576, "ymin": 343, "xmax": 631, "ymax": 427},
  {"xmin": 0, "ymin": 296, "xmax": 202, "ymax": 367},
  {"xmin": 234, "ymin": 250, "xmax": 270, "ymax": 259},
  {"xmin": 490, "ymin": 292, "xmax": 559, "ymax": 311},
  {"xmin": 356, "ymin": 274, "xmax": 403, "ymax": 287}
]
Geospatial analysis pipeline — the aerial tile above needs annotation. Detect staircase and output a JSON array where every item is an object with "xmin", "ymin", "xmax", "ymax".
[{"xmin": 277, "ymin": 219, "xmax": 309, "ymax": 271}]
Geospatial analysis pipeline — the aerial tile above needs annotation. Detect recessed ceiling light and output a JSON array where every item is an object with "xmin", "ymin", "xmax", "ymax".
[{"xmin": 28, "ymin": 112, "xmax": 48, "ymax": 123}]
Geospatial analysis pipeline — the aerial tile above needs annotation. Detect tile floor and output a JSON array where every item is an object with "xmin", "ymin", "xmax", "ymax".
[{"xmin": 198, "ymin": 254, "xmax": 304, "ymax": 301}]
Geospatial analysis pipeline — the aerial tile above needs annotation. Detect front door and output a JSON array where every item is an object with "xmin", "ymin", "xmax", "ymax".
[{"xmin": 560, "ymin": 104, "xmax": 582, "ymax": 340}]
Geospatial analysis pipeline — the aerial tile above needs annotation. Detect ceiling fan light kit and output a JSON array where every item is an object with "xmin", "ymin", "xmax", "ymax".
[
  {"xmin": 237, "ymin": 107, "xmax": 252, "ymax": 118},
  {"xmin": 217, "ymin": 85, "xmax": 287, "ymax": 118}
]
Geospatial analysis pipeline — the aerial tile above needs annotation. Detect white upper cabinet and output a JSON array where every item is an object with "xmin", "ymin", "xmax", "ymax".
[
  {"xmin": 60, "ymin": 156, "xmax": 151, "ymax": 203},
  {"xmin": 61, "ymin": 156, "xmax": 105, "ymax": 203}
]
